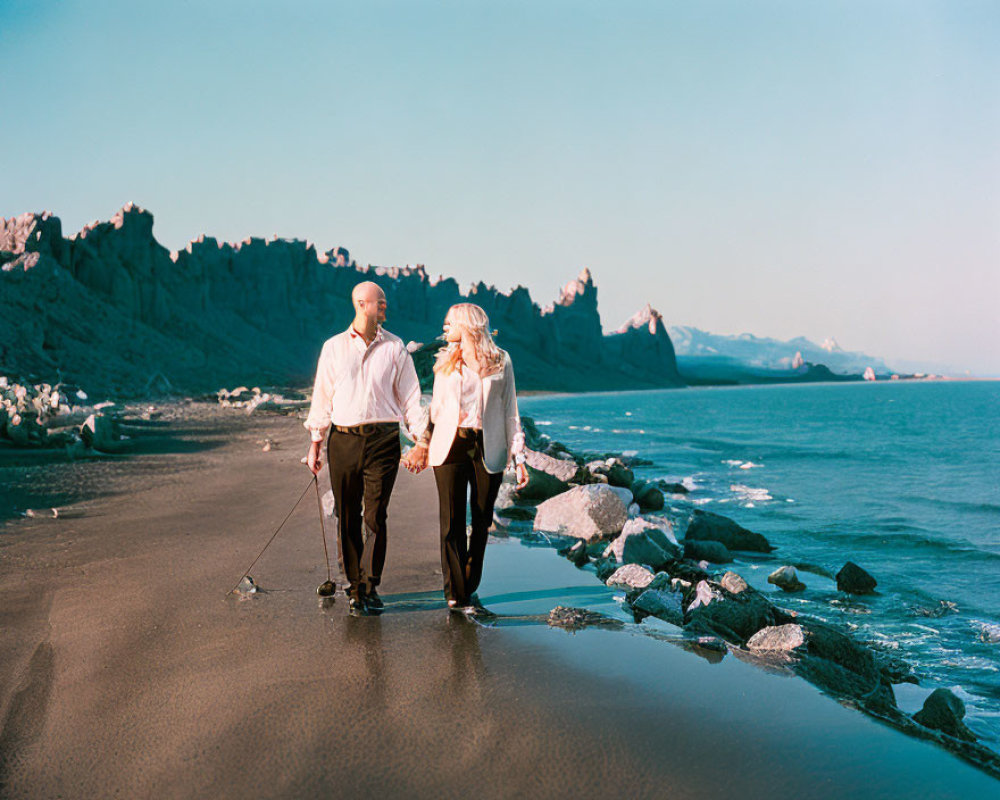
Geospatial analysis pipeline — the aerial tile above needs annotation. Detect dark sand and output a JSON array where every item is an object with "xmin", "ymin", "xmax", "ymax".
[{"xmin": 1, "ymin": 407, "xmax": 997, "ymax": 799}]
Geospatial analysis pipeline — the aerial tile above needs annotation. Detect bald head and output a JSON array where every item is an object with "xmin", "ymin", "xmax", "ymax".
[{"xmin": 351, "ymin": 281, "xmax": 387, "ymax": 328}]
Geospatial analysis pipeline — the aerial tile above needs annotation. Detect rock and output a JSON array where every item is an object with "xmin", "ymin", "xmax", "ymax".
[
  {"xmin": 494, "ymin": 482, "xmax": 518, "ymax": 510},
  {"xmin": 519, "ymin": 416, "xmax": 550, "ymax": 450},
  {"xmin": 836, "ymin": 561, "xmax": 877, "ymax": 594},
  {"xmin": 685, "ymin": 508, "xmax": 772, "ymax": 553},
  {"xmin": 656, "ymin": 480, "xmax": 689, "ymax": 495},
  {"xmin": 79, "ymin": 412, "xmax": 123, "ymax": 452},
  {"xmin": 604, "ymin": 458, "xmax": 635, "ymax": 488},
  {"xmin": 632, "ymin": 589, "xmax": 684, "ymax": 625},
  {"xmin": 548, "ymin": 606, "xmax": 624, "ymax": 631},
  {"xmin": 747, "ymin": 624, "xmax": 806, "ymax": 652},
  {"xmin": 594, "ymin": 557, "xmax": 619, "ymax": 582},
  {"xmin": 606, "ymin": 564, "xmax": 655, "ymax": 591},
  {"xmin": 533, "ymin": 484, "xmax": 628, "ymax": 541},
  {"xmin": 683, "ymin": 539, "xmax": 733, "ymax": 564},
  {"xmin": 768, "ymin": 566, "xmax": 807, "ymax": 592},
  {"xmin": 686, "ymin": 579, "xmax": 787, "ymax": 644},
  {"xmin": 626, "ymin": 502, "xmax": 640, "ymax": 517},
  {"xmin": 686, "ymin": 580, "xmax": 723, "ymax": 612},
  {"xmin": 559, "ymin": 540, "xmax": 590, "ymax": 567},
  {"xmin": 720, "ymin": 571, "xmax": 749, "ymax": 594},
  {"xmin": 518, "ymin": 448, "xmax": 579, "ymax": 500},
  {"xmin": 606, "ymin": 485, "xmax": 633, "ymax": 507},
  {"xmin": 605, "ymin": 516, "xmax": 679, "ymax": 562},
  {"xmin": 631, "ymin": 480, "xmax": 665, "ymax": 510},
  {"xmin": 974, "ymin": 621, "xmax": 1000, "ymax": 644},
  {"xmin": 795, "ymin": 620, "xmax": 894, "ymax": 710},
  {"xmin": 913, "ymin": 689, "xmax": 977, "ymax": 742},
  {"xmin": 622, "ymin": 532, "xmax": 679, "ymax": 571}
]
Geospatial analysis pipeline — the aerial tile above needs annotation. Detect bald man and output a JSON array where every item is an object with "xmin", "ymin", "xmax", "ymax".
[{"xmin": 304, "ymin": 281, "xmax": 426, "ymax": 613}]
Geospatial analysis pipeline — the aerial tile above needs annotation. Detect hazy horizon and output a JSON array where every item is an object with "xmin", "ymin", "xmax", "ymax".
[{"xmin": 3, "ymin": 1, "xmax": 998, "ymax": 375}]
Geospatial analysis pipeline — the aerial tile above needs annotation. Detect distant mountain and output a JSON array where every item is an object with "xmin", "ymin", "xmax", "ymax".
[
  {"xmin": 668, "ymin": 325, "xmax": 892, "ymax": 375},
  {"xmin": 0, "ymin": 205, "xmax": 683, "ymax": 396}
]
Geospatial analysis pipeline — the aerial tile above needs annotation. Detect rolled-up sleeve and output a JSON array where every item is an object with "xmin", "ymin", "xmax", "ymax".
[
  {"xmin": 394, "ymin": 347, "xmax": 428, "ymax": 441},
  {"xmin": 304, "ymin": 340, "xmax": 336, "ymax": 442}
]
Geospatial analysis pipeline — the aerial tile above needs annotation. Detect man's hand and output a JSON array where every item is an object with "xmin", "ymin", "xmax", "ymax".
[
  {"xmin": 401, "ymin": 444, "xmax": 428, "ymax": 474},
  {"xmin": 306, "ymin": 440, "xmax": 323, "ymax": 475},
  {"xmin": 515, "ymin": 462, "xmax": 529, "ymax": 490}
]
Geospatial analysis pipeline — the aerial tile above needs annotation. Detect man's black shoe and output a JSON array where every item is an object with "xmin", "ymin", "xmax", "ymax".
[
  {"xmin": 348, "ymin": 594, "xmax": 366, "ymax": 614},
  {"xmin": 366, "ymin": 588, "xmax": 384, "ymax": 610}
]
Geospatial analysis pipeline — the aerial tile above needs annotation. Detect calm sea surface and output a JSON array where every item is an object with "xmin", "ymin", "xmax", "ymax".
[{"xmin": 520, "ymin": 381, "xmax": 1000, "ymax": 749}]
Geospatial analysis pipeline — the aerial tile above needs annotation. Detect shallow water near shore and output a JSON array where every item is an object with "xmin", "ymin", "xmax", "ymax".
[{"xmin": 521, "ymin": 380, "xmax": 1000, "ymax": 752}]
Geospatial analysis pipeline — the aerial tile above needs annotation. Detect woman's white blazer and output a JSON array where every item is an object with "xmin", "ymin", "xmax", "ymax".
[{"xmin": 427, "ymin": 350, "xmax": 523, "ymax": 473}]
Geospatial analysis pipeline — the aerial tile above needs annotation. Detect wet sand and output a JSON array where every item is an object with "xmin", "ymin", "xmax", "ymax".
[{"xmin": 1, "ymin": 407, "xmax": 997, "ymax": 799}]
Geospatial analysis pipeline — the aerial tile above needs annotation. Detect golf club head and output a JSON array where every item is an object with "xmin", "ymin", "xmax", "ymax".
[{"xmin": 316, "ymin": 580, "xmax": 336, "ymax": 597}]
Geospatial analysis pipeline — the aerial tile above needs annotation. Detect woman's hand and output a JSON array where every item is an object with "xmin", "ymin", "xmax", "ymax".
[
  {"xmin": 306, "ymin": 440, "xmax": 323, "ymax": 475},
  {"xmin": 402, "ymin": 444, "xmax": 429, "ymax": 474},
  {"xmin": 515, "ymin": 462, "xmax": 529, "ymax": 490}
]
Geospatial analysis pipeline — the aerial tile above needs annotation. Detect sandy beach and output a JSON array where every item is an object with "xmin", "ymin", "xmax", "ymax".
[{"xmin": 1, "ymin": 406, "xmax": 997, "ymax": 799}]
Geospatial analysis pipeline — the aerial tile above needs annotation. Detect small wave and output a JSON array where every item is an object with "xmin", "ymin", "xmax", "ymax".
[
  {"xmin": 741, "ymin": 461, "xmax": 763, "ymax": 469},
  {"xmin": 730, "ymin": 483, "xmax": 773, "ymax": 503},
  {"xmin": 682, "ymin": 477, "xmax": 699, "ymax": 491},
  {"xmin": 535, "ymin": 420, "xmax": 553, "ymax": 426}
]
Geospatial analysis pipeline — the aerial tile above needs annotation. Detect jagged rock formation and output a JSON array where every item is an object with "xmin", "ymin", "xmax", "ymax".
[{"xmin": 1, "ymin": 205, "xmax": 684, "ymax": 396}]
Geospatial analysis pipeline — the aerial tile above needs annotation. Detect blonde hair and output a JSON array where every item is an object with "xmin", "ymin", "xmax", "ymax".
[{"xmin": 434, "ymin": 303, "xmax": 504, "ymax": 376}]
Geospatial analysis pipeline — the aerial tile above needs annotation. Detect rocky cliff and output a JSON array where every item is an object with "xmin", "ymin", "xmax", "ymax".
[{"xmin": 0, "ymin": 205, "xmax": 684, "ymax": 396}]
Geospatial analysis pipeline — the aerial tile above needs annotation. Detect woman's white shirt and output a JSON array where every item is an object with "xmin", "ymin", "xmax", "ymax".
[
  {"xmin": 457, "ymin": 364, "xmax": 484, "ymax": 429},
  {"xmin": 427, "ymin": 350, "xmax": 525, "ymax": 473}
]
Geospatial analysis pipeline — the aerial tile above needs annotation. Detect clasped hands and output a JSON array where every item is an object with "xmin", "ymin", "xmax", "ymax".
[
  {"xmin": 401, "ymin": 444, "xmax": 429, "ymax": 474},
  {"xmin": 400, "ymin": 445, "xmax": 530, "ymax": 489}
]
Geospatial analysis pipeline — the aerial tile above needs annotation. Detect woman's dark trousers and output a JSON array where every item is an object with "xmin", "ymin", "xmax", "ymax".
[{"xmin": 433, "ymin": 429, "xmax": 503, "ymax": 606}]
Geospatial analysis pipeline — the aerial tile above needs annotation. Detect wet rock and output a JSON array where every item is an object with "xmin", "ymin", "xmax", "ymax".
[
  {"xmin": 683, "ymin": 539, "xmax": 732, "ymax": 564},
  {"xmin": 913, "ymin": 689, "xmax": 977, "ymax": 742},
  {"xmin": 768, "ymin": 565, "xmax": 807, "ymax": 592},
  {"xmin": 533, "ymin": 484, "xmax": 628, "ymax": 541},
  {"xmin": 632, "ymin": 588, "xmax": 684, "ymax": 625},
  {"xmin": 548, "ymin": 606, "xmax": 624, "ymax": 632},
  {"xmin": 747, "ymin": 624, "xmax": 806, "ymax": 652},
  {"xmin": 520, "ymin": 416, "xmax": 550, "ymax": 451},
  {"xmin": 606, "ymin": 564, "xmax": 655, "ymax": 591},
  {"xmin": 684, "ymin": 508, "xmax": 772, "ymax": 553},
  {"xmin": 558, "ymin": 539, "xmax": 590, "ymax": 567},
  {"xmin": 720, "ymin": 571, "xmax": 749, "ymax": 594},
  {"xmin": 631, "ymin": 480, "xmax": 665, "ymax": 510},
  {"xmin": 795, "ymin": 620, "xmax": 895, "ymax": 710},
  {"xmin": 656, "ymin": 480, "xmax": 689, "ymax": 495},
  {"xmin": 605, "ymin": 517, "xmax": 681, "ymax": 569},
  {"xmin": 686, "ymin": 579, "xmax": 787, "ymax": 645},
  {"xmin": 594, "ymin": 557, "xmax": 619, "ymax": 582},
  {"xmin": 519, "ymin": 448, "xmax": 579, "ymax": 500},
  {"xmin": 79, "ymin": 412, "xmax": 123, "ymax": 452},
  {"xmin": 606, "ymin": 485, "xmax": 633, "ymax": 507},
  {"xmin": 836, "ymin": 561, "xmax": 877, "ymax": 595},
  {"xmin": 585, "ymin": 457, "xmax": 634, "ymax": 488}
]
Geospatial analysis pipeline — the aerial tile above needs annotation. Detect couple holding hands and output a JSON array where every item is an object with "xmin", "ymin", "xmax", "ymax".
[{"xmin": 304, "ymin": 281, "xmax": 529, "ymax": 614}]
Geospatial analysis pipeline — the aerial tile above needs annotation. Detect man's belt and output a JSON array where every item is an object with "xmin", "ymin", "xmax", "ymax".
[{"xmin": 333, "ymin": 422, "xmax": 399, "ymax": 436}]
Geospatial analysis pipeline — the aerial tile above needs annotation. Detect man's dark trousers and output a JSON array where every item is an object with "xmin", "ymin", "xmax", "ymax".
[{"xmin": 327, "ymin": 423, "xmax": 400, "ymax": 599}]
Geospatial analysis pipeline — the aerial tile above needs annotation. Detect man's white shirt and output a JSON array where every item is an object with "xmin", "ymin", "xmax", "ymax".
[{"xmin": 304, "ymin": 325, "xmax": 426, "ymax": 443}]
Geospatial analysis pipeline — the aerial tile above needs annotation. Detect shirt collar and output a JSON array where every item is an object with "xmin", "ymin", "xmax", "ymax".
[{"xmin": 348, "ymin": 324, "xmax": 383, "ymax": 348}]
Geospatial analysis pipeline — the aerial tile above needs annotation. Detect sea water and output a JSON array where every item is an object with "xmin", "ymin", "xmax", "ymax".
[{"xmin": 520, "ymin": 380, "xmax": 1000, "ymax": 750}]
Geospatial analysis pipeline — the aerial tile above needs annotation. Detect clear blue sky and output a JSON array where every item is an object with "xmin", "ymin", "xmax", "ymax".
[{"xmin": 3, "ymin": 0, "xmax": 998, "ymax": 374}]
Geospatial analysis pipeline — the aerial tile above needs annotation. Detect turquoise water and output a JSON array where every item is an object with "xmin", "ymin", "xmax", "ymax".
[{"xmin": 520, "ymin": 381, "xmax": 1000, "ymax": 749}]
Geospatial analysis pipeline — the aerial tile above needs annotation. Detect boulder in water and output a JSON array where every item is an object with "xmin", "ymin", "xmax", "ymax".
[
  {"xmin": 548, "ymin": 606, "xmax": 624, "ymax": 631},
  {"xmin": 768, "ymin": 565, "xmax": 807, "ymax": 592},
  {"xmin": 683, "ymin": 539, "xmax": 733, "ymax": 564},
  {"xmin": 913, "ymin": 688, "xmax": 978, "ymax": 743},
  {"xmin": 836, "ymin": 561, "xmax": 877, "ymax": 595},
  {"xmin": 631, "ymin": 480, "xmax": 665, "ymax": 510},
  {"xmin": 685, "ymin": 509, "xmax": 772, "ymax": 553},
  {"xmin": 533, "ymin": 484, "xmax": 628, "ymax": 541},
  {"xmin": 519, "ymin": 448, "xmax": 579, "ymax": 500},
  {"xmin": 632, "ymin": 588, "xmax": 684, "ymax": 625}
]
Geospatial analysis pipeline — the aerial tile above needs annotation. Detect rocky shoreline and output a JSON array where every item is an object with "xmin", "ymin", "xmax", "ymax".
[
  {"xmin": 4, "ymin": 378, "xmax": 998, "ymax": 781},
  {"xmin": 497, "ymin": 416, "xmax": 1000, "ymax": 779}
]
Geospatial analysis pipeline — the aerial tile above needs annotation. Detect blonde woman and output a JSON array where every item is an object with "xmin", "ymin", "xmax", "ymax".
[{"xmin": 403, "ymin": 303, "xmax": 529, "ymax": 612}]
